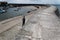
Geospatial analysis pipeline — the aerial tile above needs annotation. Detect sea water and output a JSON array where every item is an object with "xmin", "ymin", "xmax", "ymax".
[{"xmin": 0, "ymin": 7, "xmax": 32, "ymax": 21}]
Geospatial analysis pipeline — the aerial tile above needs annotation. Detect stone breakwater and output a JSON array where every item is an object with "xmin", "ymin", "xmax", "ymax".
[
  {"xmin": 15, "ymin": 6, "xmax": 60, "ymax": 40},
  {"xmin": 0, "ymin": 6, "xmax": 59, "ymax": 40},
  {"xmin": 0, "ymin": 6, "xmax": 42, "ymax": 40}
]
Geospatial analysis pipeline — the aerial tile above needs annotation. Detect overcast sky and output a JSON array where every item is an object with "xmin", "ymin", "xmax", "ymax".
[{"xmin": 0, "ymin": 0, "xmax": 60, "ymax": 4}]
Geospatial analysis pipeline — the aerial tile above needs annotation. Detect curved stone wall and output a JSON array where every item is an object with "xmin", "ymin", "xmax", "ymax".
[{"xmin": 15, "ymin": 6, "xmax": 60, "ymax": 40}]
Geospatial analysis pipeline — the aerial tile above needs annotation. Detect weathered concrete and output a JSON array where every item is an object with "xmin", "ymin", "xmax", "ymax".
[
  {"xmin": 15, "ymin": 6, "xmax": 48, "ymax": 40},
  {"xmin": 0, "ymin": 16, "xmax": 22, "ymax": 33},
  {"xmin": 0, "ymin": 14, "xmax": 33, "ymax": 40},
  {"xmin": 40, "ymin": 6, "xmax": 60, "ymax": 40},
  {"xmin": 15, "ymin": 6, "xmax": 60, "ymax": 40}
]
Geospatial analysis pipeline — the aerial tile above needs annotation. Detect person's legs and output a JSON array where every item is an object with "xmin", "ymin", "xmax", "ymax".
[{"xmin": 23, "ymin": 20, "xmax": 25, "ymax": 26}]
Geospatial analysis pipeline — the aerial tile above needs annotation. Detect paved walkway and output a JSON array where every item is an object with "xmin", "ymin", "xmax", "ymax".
[
  {"xmin": 15, "ymin": 6, "xmax": 60, "ymax": 40},
  {"xmin": 15, "ymin": 6, "xmax": 48, "ymax": 40}
]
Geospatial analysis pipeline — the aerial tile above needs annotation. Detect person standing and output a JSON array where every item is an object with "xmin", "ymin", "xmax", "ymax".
[{"xmin": 22, "ymin": 16, "xmax": 25, "ymax": 27}]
